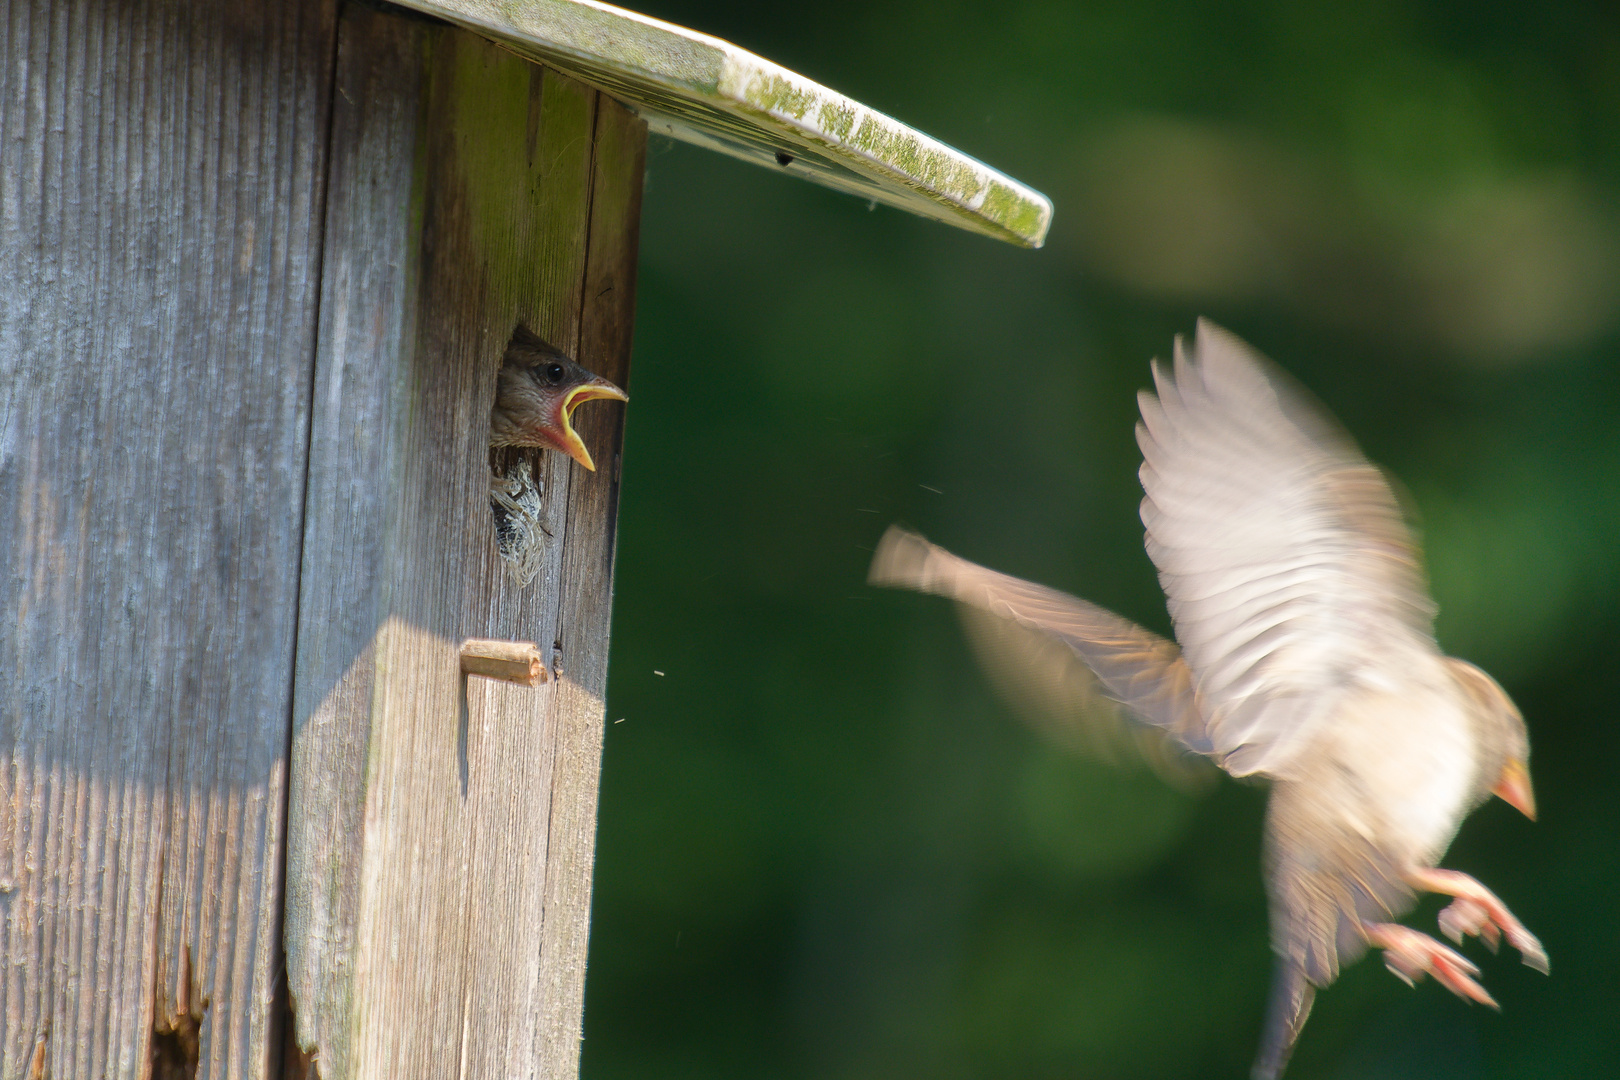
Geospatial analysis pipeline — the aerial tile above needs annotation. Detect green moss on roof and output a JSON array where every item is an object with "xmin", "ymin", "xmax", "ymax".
[{"xmin": 395, "ymin": 0, "xmax": 1053, "ymax": 247}]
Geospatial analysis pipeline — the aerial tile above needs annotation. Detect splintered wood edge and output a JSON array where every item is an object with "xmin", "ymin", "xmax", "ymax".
[
  {"xmin": 391, "ymin": 0, "xmax": 1052, "ymax": 248},
  {"xmin": 460, "ymin": 638, "xmax": 547, "ymax": 685}
]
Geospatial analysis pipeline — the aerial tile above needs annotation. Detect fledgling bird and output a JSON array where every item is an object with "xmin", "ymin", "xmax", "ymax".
[
  {"xmin": 489, "ymin": 325, "xmax": 628, "ymax": 470},
  {"xmin": 869, "ymin": 320, "xmax": 1545, "ymax": 1079}
]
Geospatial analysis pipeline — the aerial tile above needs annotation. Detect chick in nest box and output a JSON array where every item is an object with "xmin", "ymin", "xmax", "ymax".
[{"xmin": 490, "ymin": 325, "xmax": 627, "ymax": 471}]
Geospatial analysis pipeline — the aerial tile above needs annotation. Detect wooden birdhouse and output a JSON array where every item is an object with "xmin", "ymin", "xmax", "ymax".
[{"xmin": 0, "ymin": 1, "xmax": 1050, "ymax": 1078}]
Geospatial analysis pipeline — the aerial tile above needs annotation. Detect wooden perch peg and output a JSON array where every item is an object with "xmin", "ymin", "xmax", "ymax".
[{"xmin": 460, "ymin": 639, "xmax": 546, "ymax": 685}]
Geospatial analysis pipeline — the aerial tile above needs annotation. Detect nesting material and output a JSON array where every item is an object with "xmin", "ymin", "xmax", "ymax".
[{"xmin": 490, "ymin": 455, "xmax": 548, "ymax": 586}]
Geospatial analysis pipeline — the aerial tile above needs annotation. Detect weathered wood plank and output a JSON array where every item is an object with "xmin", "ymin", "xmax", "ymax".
[
  {"xmin": 0, "ymin": 0, "xmax": 337, "ymax": 1077},
  {"xmin": 284, "ymin": 9, "xmax": 642, "ymax": 1078},
  {"xmin": 389, "ymin": 0, "xmax": 1052, "ymax": 248},
  {"xmin": 529, "ymin": 91, "xmax": 644, "ymax": 1070}
]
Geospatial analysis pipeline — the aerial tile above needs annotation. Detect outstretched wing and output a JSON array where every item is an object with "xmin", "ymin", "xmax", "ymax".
[
  {"xmin": 869, "ymin": 526, "xmax": 1213, "ymax": 761},
  {"xmin": 1137, "ymin": 320, "xmax": 1436, "ymax": 777}
]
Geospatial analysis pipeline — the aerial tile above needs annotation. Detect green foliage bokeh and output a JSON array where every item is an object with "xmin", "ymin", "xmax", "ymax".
[{"xmin": 584, "ymin": 2, "xmax": 1620, "ymax": 1077}]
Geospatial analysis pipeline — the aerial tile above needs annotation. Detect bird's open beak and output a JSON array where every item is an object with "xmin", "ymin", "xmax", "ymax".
[
  {"xmin": 1492, "ymin": 758, "xmax": 1536, "ymax": 821},
  {"xmin": 552, "ymin": 378, "xmax": 628, "ymax": 471}
]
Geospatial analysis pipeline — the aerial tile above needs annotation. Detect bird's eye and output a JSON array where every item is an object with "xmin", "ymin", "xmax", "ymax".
[{"xmin": 544, "ymin": 362, "xmax": 566, "ymax": 384}]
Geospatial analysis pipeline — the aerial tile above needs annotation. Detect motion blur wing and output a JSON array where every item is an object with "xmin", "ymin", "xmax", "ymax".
[
  {"xmin": 870, "ymin": 527, "xmax": 1213, "ymax": 769},
  {"xmin": 953, "ymin": 605, "xmax": 1214, "ymax": 786},
  {"xmin": 1136, "ymin": 320, "xmax": 1436, "ymax": 776}
]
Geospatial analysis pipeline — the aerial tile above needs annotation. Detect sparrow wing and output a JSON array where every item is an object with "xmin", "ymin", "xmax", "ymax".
[
  {"xmin": 952, "ymin": 605, "xmax": 1214, "ymax": 785},
  {"xmin": 870, "ymin": 526, "xmax": 1213, "ymax": 762},
  {"xmin": 1137, "ymin": 320, "xmax": 1435, "ymax": 777}
]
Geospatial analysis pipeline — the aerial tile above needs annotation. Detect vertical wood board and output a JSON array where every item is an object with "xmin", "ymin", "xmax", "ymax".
[
  {"xmin": 284, "ymin": 9, "xmax": 644, "ymax": 1079},
  {"xmin": 0, "ymin": 0, "xmax": 337, "ymax": 1077}
]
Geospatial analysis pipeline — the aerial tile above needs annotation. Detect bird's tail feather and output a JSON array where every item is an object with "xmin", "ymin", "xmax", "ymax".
[{"xmin": 1252, "ymin": 959, "xmax": 1315, "ymax": 1080}]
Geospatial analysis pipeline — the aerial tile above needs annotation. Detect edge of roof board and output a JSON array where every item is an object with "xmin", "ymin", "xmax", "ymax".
[{"xmin": 394, "ymin": 0, "xmax": 1053, "ymax": 248}]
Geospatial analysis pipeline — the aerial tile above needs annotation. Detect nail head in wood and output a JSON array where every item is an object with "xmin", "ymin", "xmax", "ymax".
[{"xmin": 460, "ymin": 639, "xmax": 546, "ymax": 686}]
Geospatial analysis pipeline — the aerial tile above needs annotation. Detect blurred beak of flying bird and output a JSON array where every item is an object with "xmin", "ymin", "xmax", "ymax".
[
  {"xmin": 869, "ymin": 320, "xmax": 1545, "ymax": 1079},
  {"xmin": 490, "ymin": 324, "xmax": 628, "ymax": 471}
]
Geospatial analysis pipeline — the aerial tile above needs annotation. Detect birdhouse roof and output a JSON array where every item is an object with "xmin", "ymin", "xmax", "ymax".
[{"xmin": 395, "ymin": 0, "xmax": 1053, "ymax": 248}]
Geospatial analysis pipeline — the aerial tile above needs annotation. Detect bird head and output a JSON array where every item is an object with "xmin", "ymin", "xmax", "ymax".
[
  {"xmin": 1445, "ymin": 657, "xmax": 1536, "ymax": 820},
  {"xmin": 489, "ymin": 326, "xmax": 628, "ymax": 471}
]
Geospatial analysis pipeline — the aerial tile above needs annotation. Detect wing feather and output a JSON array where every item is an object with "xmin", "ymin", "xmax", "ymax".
[
  {"xmin": 869, "ymin": 526, "xmax": 1213, "ymax": 759},
  {"xmin": 1137, "ymin": 320, "xmax": 1435, "ymax": 776}
]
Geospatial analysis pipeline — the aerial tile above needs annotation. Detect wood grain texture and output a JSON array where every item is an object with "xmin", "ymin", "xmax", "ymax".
[
  {"xmin": 0, "ymin": 0, "xmax": 337, "ymax": 1077},
  {"xmin": 387, "ymin": 0, "xmax": 1052, "ymax": 247},
  {"xmin": 283, "ymin": 8, "xmax": 643, "ymax": 1079}
]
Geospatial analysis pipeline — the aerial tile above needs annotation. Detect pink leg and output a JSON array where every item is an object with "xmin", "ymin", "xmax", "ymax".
[
  {"xmin": 1363, "ymin": 922, "xmax": 1499, "ymax": 1009},
  {"xmin": 1406, "ymin": 867, "xmax": 1549, "ymax": 974}
]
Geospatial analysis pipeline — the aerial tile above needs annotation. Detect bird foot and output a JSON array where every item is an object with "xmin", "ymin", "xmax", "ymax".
[
  {"xmin": 1363, "ymin": 922, "xmax": 1499, "ymax": 1009},
  {"xmin": 1408, "ymin": 867, "xmax": 1549, "ymax": 974},
  {"xmin": 1438, "ymin": 898, "xmax": 1498, "ymax": 952}
]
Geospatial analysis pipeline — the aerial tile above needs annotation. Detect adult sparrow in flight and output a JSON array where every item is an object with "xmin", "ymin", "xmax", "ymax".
[{"xmin": 870, "ymin": 320, "xmax": 1545, "ymax": 1078}]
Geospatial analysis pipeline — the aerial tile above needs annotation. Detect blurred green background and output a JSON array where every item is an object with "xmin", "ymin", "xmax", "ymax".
[{"xmin": 582, "ymin": 2, "xmax": 1620, "ymax": 1077}]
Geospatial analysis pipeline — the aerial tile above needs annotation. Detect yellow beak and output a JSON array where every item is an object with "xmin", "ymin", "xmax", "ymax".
[
  {"xmin": 1492, "ymin": 758, "xmax": 1536, "ymax": 821},
  {"xmin": 554, "ymin": 379, "xmax": 629, "ymax": 471}
]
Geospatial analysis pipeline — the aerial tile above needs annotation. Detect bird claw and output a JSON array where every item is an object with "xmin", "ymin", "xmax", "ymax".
[
  {"xmin": 1506, "ymin": 924, "xmax": 1549, "ymax": 975},
  {"xmin": 1439, "ymin": 898, "xmax": 1499, "ymax": 952},
  {"xmin": 1365, "ymin": 922, "xmax": 1499, "ymax": 1009},
  {"xmin": 1410, "ymin": 868, "xmax": 1549, "ymax": 975}
]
